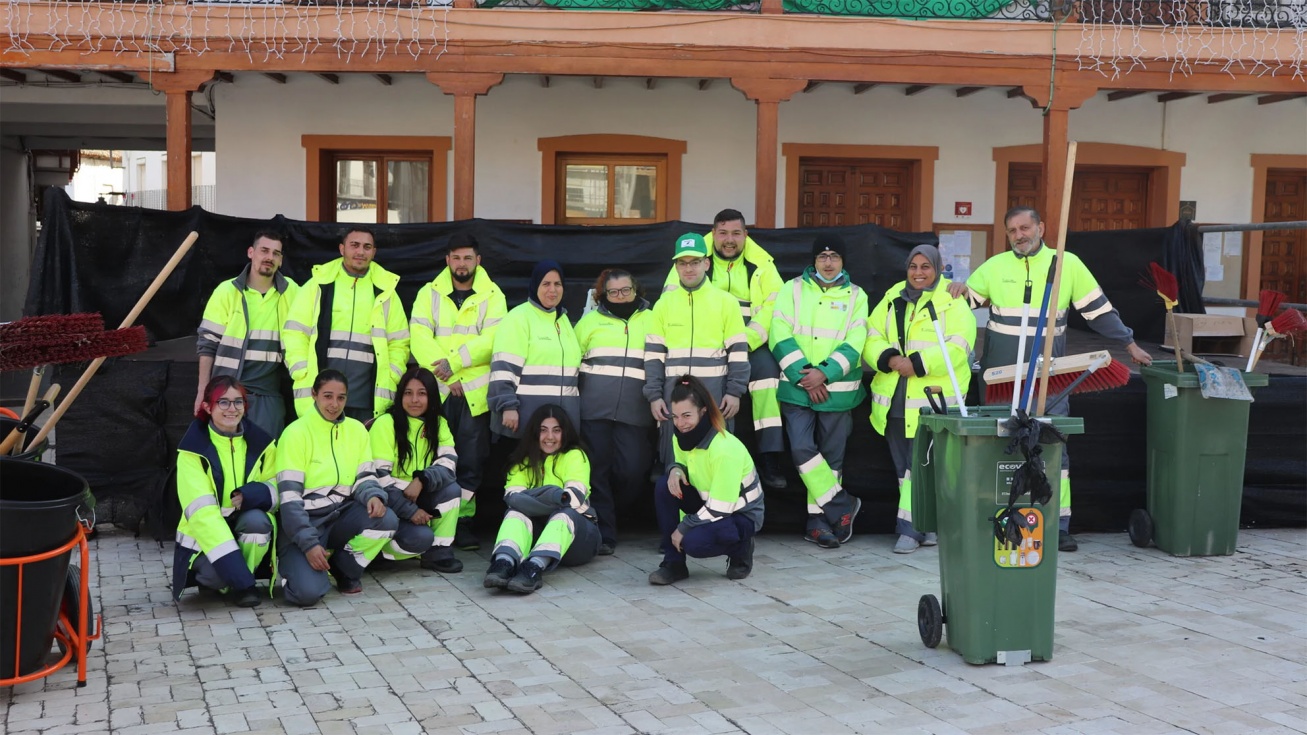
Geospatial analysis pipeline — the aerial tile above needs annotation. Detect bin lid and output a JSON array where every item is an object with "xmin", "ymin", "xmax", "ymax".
[
  {"xmin": 1142, "ymin": 361, "xmax": 1270, "ymax": 389},
  {"xmin": 918, "ymin": 406, "xmax": 1085, "ymax": 437}
]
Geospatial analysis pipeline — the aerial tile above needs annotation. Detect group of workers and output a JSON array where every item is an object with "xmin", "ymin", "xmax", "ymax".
[{"xmin": 174, "ymin": 206, "xmax": 1152, "ymax": 608}]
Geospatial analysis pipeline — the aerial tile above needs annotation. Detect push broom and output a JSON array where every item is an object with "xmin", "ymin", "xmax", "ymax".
[
  {"xmin": 1142, "ymin": 262, "xmax": 1184, "ymax": 374},
  {"xmin": 0, "ymin": 232, "xmax": 199, "ymax": 456},
  {"xmin": 1248, "ymin": 306, "xmax": 1307, "ymax": 370}
]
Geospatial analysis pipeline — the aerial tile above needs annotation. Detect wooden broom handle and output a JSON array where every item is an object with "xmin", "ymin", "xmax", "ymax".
[
  {"xmin": 1035, "ymin": 142, "xmax": 1078, "ymax": 417},
  {"xmin": 20, "ymin": 231, "xmax": 199, "ymax": 452}
]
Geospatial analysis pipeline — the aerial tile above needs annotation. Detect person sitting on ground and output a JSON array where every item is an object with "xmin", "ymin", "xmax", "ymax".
[
  {"xmin": 367, "ymin": 366, "xmax": 464, "ymax": 574},
  {"xmin": 275, "ymin": 369, "xmax": 398, "ymax": 606},
  {"xmin": 648, "ymin": 374, "xmax": 765, "ymax": 586},
  {"xmin": 483, "ymin": 404, "xmax": 600, "ymax": 595},
  {"xmin": 172, "ymin": 376, "xmax": 278, "ymax": 608}
]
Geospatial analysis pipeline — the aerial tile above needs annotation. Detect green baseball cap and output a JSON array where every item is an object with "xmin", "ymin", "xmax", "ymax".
[{"xmin": 672, "ymin": 233, "xmax": 709, "ymax": 260}]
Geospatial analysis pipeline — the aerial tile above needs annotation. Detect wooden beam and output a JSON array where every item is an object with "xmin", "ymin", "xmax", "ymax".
[
  {"xmin": 593, "ymin": 76, "xmax": 603, "ymax": 89},
  {"xmin": 852, "ymin": 83, "xmax": 876, "ymax": 94},
  {"xmin": 1205, "ymin": 93, "xmax": 1249, "ymax": 104},
  {"xmin": 698, "ymin": 79, "xmax": 712, "ymax": 91},
  {"xmin": 731, "ymin": 78, "xmax": 807, "ymax": 229},
  {"xmin": 0, "ymin": 69, "xmax": 26, "ymax": 83},
  {"xmin": 804, "ymin": 81, "xmax": 822, "ymax": 93},
  {"xmin": 1258, "ymin": 93, "xmax": 1306, "ymax": 105},
  {"xmin": 955, "ymin": 86, "xmax": 982, "ymax": 97},
  {"xmin": 1007, "ymin": 87, "xmax": 1025, "ymax": 98},
  {"xmin": 165, "ymin": 89, "xmax": 193, "ymax": 211},
  {"xmin": 318, "ymin": 73, "xmax": 339, "ymax": 85},
  {"xmin": 904, "ymin": 84, "xmax": 930, "ymax": 96},
  {"xmin": 1157, "ymin": 91, "xmax": 1199, "ymax": 102},
  {"xmin": 264, "ymin": 73, "xmax": 287, "ymax": 84},
  {"xmin": 540, "ymin": 75, "xmax": 550, "ymax": 88},
  {"xmin": 374, "ymin": 74, "xmax": 393, "ymax": 86},
  {"xmin": 645, "ymin": 77, "xmax": 656, "ymax": 90},
  {"xmin": 40, "ymin": 68, "xmax": 81, "ymax": 83},
  {"xmin": 97, "ymin": 70, "xmax": 135, "ymax": 83},
  {"xmin": 1106, "ymin": 90, "xmax": 1147, "ymax": 101}
]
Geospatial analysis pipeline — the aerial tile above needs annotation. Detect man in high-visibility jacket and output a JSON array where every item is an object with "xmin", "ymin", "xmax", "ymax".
[
  {"xmin": 195, "ymin": 230, "xmax": 299, "ymax": 437},
  {"xmin": 283, "ymin": 228, "xmax": 410, "ymax": 422},
  {"xmin": 410, "ymin": 233, "xmax": 507, "ymax": 551},
  {"xmin": 646, "ymin": 233, "xmax": 751, "ymax": 470},
  {"xmin": 664, "ymin": 209, "xmax": 787, "ymax": 489},
  {"xmin": 948, "ymin": 206, "xmax": 1153, "ymax": 552},
  {"xmin": 771, "ymin": 234, "xmax": 869, "ymax": 549}
]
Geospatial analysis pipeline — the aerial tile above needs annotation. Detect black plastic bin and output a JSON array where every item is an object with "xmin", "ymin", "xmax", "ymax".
[
  {"xmin": 0, "ymin": 458, "xmax": 93, "ymax": 679},
  {"xmin": 0, "ymin": 417, "xmax": 49, "ymax": 461}
]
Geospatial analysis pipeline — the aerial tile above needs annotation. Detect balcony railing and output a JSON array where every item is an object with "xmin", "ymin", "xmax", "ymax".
[{"xmin": 123, "ymin": 185, "xmax": 217, "ymax": 211}]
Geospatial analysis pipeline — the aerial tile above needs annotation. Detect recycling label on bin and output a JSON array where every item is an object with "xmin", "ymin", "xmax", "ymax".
[
  {"xmin": 994, "ymin": 507, "xmax": 1044, "ymax": 568},
  {"xmin": 995, "ymin": 461, "xmax": 1031, "ymax": 505}
]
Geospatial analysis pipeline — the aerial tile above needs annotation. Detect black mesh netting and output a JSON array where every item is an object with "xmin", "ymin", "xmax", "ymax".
[{"xmin": 22, "ymin": 190, "xmax": 1306, "ymax": 533}]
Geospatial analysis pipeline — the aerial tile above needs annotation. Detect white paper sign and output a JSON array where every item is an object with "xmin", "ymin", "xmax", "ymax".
[{"xmin": 1203, "ymin": 237, "xmax": 1224, "ymax": 282}]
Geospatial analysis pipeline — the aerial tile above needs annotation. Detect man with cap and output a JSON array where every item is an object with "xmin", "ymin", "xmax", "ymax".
[
  {"xmin": 646, "ymin": 233, "xmax": 751, "ymax": 470},
  {"xmin": 868, "ymin": 243, "xmax": 975, "ymax": 554},
  {"xmin": 664, "ymin": 209, "xmax": 788, "ymax": 489},
  {"xmin": 947, "ymin": 206, "xmax": 1151, "ymax": 552},
  {"xmin": 770, "ymin": 234, "xmax": 869, "ymax": 548}
]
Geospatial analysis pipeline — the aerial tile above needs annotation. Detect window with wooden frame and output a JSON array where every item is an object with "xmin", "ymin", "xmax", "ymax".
[
  {"xmin": 538, "ymin": 134, "xmax": 686, "ymax": 225},
  {"xmin": 302, "ymin": 135, "xmax": 450, "ymax": 223}
]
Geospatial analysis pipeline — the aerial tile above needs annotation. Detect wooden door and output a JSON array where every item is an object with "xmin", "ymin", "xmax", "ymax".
[
  {"xmin": 1006, "ymin": 165, "xmax": 1151, "ymax": 231},
  {"xmin": 1259, "ymin": 168, "xmax": 1307, "ymax": 363},
  {"xmin": 798, "ymin": 158, "xmax": 914, "ymax": 229}
]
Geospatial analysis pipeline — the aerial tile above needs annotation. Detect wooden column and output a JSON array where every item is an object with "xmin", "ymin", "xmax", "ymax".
[
  {"xmin": 1022, "ymin": 84, "xmax": 1097, "ymax": 244},
  {"xmin": 151, "ymin": 71, "xmax": 214, "ymax": 211},
  {"xmin": 731, "ymin": 78, "xmax": 807, "ymax": 228},
  {"xmin": 427, "ymin": 73, "xmax": 504, "ymax": 221}
]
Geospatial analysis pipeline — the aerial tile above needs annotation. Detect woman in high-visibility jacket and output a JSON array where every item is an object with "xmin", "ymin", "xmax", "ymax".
[
  {"xmin": 574, "ymin": 268, "xmax": 655, "ymax": 555},
  {"xmin": 482, "ymin": 404, "xmax": 600, "ymax": 595},
  {"xmin": 863, "ymin": 244, "xmax": 976, "ymax": 554},
  {"xmin": 367, "ymin": 366, "xmax": 465, "ymax": 573},
  {"xmin": 647, "ymin": 375, "xmax": 765, "ymax": 586},
  {"xmin": 275, "ymin": 369, "xmax": 398, "ymax": 606},
  {"xmin": 488, "ymin": 260, "xmax": 582, "ymax": 438},
  {"xmin": 172, "ymin": 376, "xmax": 278, "ymax": 608}
]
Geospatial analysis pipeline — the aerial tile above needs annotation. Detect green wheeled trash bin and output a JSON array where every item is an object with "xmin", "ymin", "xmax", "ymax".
[
  {"xmin": 910, "ymin": 406, "xmax": 1084, "ymax": 665},
  {"xmin": 1131, "ymin": 361, "xmax": 1267, "ymax": 556}
]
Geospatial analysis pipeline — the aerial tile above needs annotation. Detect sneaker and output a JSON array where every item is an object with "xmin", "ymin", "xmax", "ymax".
[
  {"xmin": 483, "ymin": 558, "xmax": 515, "ymax": 589},
  {"xmin": 726, "ymin": 538, "xmax": 754, "ymax": 580},
  {"xmin": 597, "ymin": 541, "xmax": 616, "ymax": 556},
  {"xmin": 648, "ymin": 562, "xmax": 690, "ymax": 586},
  {"xmin": 893, "ymin": 535, "xmax": 920, "ymax": 554},
  {"xmin": 454, "ymin": 518, "xmax": 480, "ymax": 551},
  {"xmin": 836, "ymin": 497, "xmax": 863, "ymax": 544},
  {"xmin": 805, "ymin": 528, "xmax": 840, "ymax": 549},
  {"xmin": 230, "ymin": 587, "xmax": 261, "ymax": 608},
  {"xmin": 922, "ymin": 532, "xmax": 938, "ymax": 547},
  {"xmin": 505, "ymin": 562, "xmax": 544, "ymax": 594},
  {"xmin": 420, "ymin": 547, "xmax": 464, "ymax": 574},
  {"xmin": 758, "ymin": 453, "xmax": 788, "ymax": 490},
  {"xmin": 334, "ymin": 574, "xmax": 363, "ymax": 595},
  {"xmin": 1059, "ymin": 533, "xmax": 1079, "ymax": 552}
]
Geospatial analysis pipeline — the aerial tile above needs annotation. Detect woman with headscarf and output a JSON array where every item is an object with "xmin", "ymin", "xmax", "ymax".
[
  {"xmin": 488, "ymin": 260, "xmax": 582, "ymax": 439},
  {"xmin": 863, "ymin": 244, "xmax": 976, "ymax": 554},
  {"xmin": 574, "ymin": 268, "xmax": 655, "ymax": 555}
]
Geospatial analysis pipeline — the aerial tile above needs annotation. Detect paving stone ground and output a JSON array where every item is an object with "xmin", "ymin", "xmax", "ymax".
[{"xmin": 3, "ymin": 528, "xmax": 1304, "ymax": 735}]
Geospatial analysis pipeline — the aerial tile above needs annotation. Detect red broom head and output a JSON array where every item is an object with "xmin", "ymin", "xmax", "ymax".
[
  {"xmin": 1141, "ymin": 262, "xmax": 1180, "ymax": 306},
  {"xmin": 0, "ymin": 325, "xmax": 148, "ymax": 372},
  {"xmin": 1258, "ymin": 290, "xmax": 1287, "ymax": 321},
  {"xmin": 1268, "ymin": 307, "xmax": 1307, "ymax": 338},
  {"xmin": 0, "ymin": 313, "xmax": 106, "ymax": 342},
  {"xmin": 983, "ymin": 359, "xmax": 1130, "ymax": 405}
]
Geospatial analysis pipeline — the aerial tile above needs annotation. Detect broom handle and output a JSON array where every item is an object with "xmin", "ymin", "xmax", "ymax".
[
  {"xmin": 1035, "ymin": 142, "xmax": 1078, "ymax": 417},
  {"xmin": 1169, "ymin": 309, "xmax": 1184, "ymax": 374},
  {"xmin": 10, "ymin": 367, "xmax": 44, "ymax": 455},
  {"xmin": 21, "ymin": 232, "xmax": 199, "ymax": 453},
  {"xmin": 1245, "ymin": 329, "xmax": 1266, "ymax": 372}
]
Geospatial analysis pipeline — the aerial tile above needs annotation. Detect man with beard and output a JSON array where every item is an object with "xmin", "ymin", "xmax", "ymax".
[
  {"xmin": 196, "ymin": 230, "xmax": 299, "ymax": 437},
  {"xmin": 947, "ymin": 206, "xmax": 1152, "ymax": 552},
  {"xmin": 410, "ymin": 233, "xmax": 508, "ymax": 550}
]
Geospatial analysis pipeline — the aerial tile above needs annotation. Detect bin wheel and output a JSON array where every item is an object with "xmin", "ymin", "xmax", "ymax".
[
  {"xmin": 1128, "ymin": 509, "xmax": 1153, "ymax": 548},
  {"xmin": 918, "ymin": 594, "xmax": 944, "ymax": 649},
  {"xmin": 60, "ymin": 564, "xmax": 97, "ymax": 649}
]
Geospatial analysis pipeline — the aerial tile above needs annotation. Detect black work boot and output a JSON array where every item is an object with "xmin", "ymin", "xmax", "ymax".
[
  {"xmin": 758, "ymin": 453, "xmax": 788, "ymax": 490},
  {"xmin": 726, "ymin": 538, "xmax": 755, "ymax": 580},
  {"xmin": 454, "ymin": 517, "xmax": 480, "ymax": 551}
]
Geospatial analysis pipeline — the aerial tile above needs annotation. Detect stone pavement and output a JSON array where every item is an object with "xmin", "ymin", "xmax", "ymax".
[{"xmin": 3, "ymin": 528, "xmax": 1305, "ymax": 735}]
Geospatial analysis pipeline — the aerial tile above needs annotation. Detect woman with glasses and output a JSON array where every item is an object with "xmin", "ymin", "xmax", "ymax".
[
  {"xmin": 172, "ymin": 376, "xmax": 278, "ymax": 608},
  {"xmin": 574, "ymin": 268, "xmax": 655, "ymax": 555}
]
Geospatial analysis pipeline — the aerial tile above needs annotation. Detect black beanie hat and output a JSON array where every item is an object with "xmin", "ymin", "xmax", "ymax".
[
  {"xmin": 529, "ymin": 260, "xmax": 564, "ymax": 300},
  {"xmin": 812, "ymin": 233, "xmax": 847, "ymax": 261}
]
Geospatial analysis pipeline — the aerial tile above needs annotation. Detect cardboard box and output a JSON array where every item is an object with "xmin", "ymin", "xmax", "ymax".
[{"xmin": 1162, "ymin": 314, "xmax": 1257, "ymax": 358}]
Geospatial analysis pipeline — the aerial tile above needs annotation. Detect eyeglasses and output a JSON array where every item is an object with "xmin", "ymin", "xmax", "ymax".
[
  {"xmin": 215, "ymin": 398, "xmax": 246, "ymax": 410},
  {"xmin": 675, "ymin": 258, "xmax": 707, "ymax": 268},
  {"xmin": 605, "ymin": 287, "xmax": 634, "ymax": 298},
  {"xmin": 816, "ymin": 253, "xmax": 842, "ymax": 263}
]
